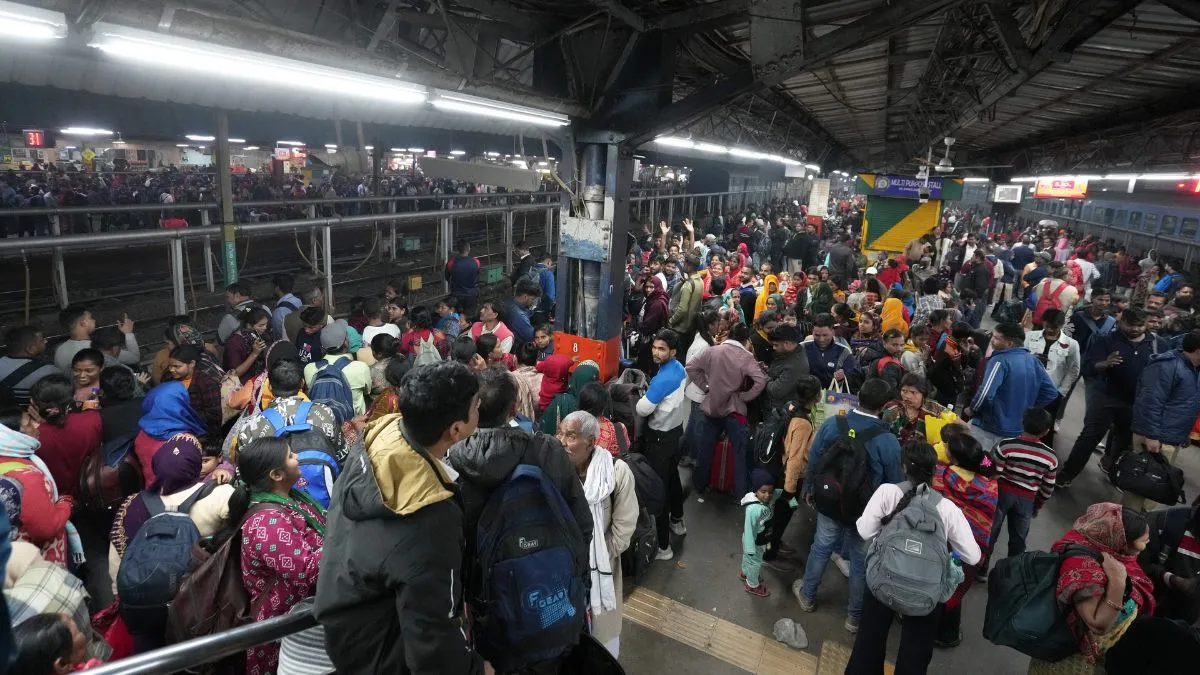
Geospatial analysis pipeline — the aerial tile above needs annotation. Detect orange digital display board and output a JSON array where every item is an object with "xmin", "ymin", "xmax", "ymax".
[{"xmin": 1034, "ymin": 178, "xmax": 1088, "ymax": 199}]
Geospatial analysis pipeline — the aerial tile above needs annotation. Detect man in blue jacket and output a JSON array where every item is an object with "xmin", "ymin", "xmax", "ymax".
[
  {"xmin": 965, "ymin": 322, "xmax": 1059, "ymax": 453},
  {"xmin": 505, "ymin": 280, "xmax": 541, "ymax": 346},
  {"xmin": 533, "ymin": 253, "xmax": 556, "ymax": 316},
  {"xmin": 444, "ymin": 239, "xmax": 481, "ymax": 316},
  {"xmin": 1126, "ymin": 330, "xmax": 1200, "ymax": 510},
  {"xmin": 798, "ymin": 379, "xmax": 902, "ymax": 633}
]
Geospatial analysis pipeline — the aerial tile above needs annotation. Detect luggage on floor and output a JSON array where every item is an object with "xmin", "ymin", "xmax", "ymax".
[
  {"xmin": 620, "ymin": 509, "xmax": 658, "ymax": 583},
  {"xmin": 1113, "ymin": 450, "xmax": 1186, "ymax": 505},
  {"xmin": 709, "ymin": 437, "xmax": 736, "ymax": 494}
]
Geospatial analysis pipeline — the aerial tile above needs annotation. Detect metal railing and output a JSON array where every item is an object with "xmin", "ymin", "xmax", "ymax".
[
  {"xmin": 0, "ymin": 187, "xmax": 794, "ymax": 315},
  {"xmin": 81, "ymin": 609, "xmax": 322, "ymax": 675}
]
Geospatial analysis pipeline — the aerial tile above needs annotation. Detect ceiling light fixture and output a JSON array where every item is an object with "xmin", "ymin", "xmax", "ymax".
[
  {"xmin": 653, "ymin": 137, "xmax": 695, "ymax": 148},
  {"xmin": 431, "ymin": 92, "xmax": 569, "ymax": 127},
  {"xmin": 693, "ymin": 142, "xmax": 729, "ymax": 153},
  {"xmin": 175, "ymin": 143, "xmax": 189, "ymax": 147},
  {"xmin": 407, "ymin": 148, "xmax": 424, "ymax": 153},
  {"xmin": 0, "ymin": 0, "xmax": 68, "ymax": 40},
  {"xmin": 185, "ymin": 134, "xmax": 215, "ymax": 142},
  {"xmin": 963, "ymin": 177, "xmax": 991, "ymax": 183},
  {"xmin": 88, "ymin": 23, "xmax": 426, "ymax": 107},
  {"xmin": 228, "ymin": 138, "xmax": 246, "ymax": 144},
  {"xmin": 60, "ymin": 127, "xmax": 113, "ymax": 136},
  {"xmin": 450, "ymin": 150, "xmax": 466, "ymax": 156},
  {"xmin": 243, "ymin": 145, "xmax": 259, "ymax": 150},
  {"xmin": 324, "ymin": 144, "xmax": 338, "ymax": 149},
  {"xmin": 276, "ymin": 140, "xmax": 304, "ymax": 146},
  {"xmin": 486, "ymin": 151, "xmax": 501, "ymax": 157},
  {"xmin": 364, "ymin": 145, "xmax": 374, "ymax": 150}
]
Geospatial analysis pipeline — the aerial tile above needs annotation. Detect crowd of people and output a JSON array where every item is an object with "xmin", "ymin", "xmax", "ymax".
[
  {"xmin": 0, "ymin": 191, "xmax": 1195, "ymax": 675},
  {"xmin": 0, "ymin": 165, "xmax": 561, "ymax": 236}
]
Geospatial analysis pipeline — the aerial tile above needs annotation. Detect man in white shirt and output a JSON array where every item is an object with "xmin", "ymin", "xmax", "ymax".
[{"xmin": 1024, "ymin": 308, "xmax": 1080, "ymax": 447}]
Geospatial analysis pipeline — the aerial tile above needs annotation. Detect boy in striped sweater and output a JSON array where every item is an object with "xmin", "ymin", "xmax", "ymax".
[{"xmin": 984, "ymin": 408, "xmax": 1057, "ymax": 576}]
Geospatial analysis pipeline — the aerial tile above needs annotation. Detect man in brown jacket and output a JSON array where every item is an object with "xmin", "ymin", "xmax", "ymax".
[
  {"xmin": 685, "ymin": 322, "xmax": 767, "ymax": 498},
  {"xmin": 668, "ymin": 254, "xmax": 703, "ymax": 337}
]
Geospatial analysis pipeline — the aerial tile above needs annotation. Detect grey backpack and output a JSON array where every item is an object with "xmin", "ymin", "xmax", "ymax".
[{"xmin": 865, "ymin": 482, "xmax": 957, "ymax": 617}]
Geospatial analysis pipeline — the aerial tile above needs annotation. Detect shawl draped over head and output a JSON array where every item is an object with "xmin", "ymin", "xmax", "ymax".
[
  {"xmin": 139, "ymin": 381, "xmax": 206, "ymax": 440},
  {"xmin": 880, "ymin": 297, "xmax": 910, "ymax": 335},
  {"xmin": 538, "ymin": 362, "xmax": 600, "ymax": 435},
  {"xmin": 755, "ymin": 275, "xmax": 780, "ymax": 319},
  {"xmin": 1052, "ymin": 502, "xmax": 1156, "ymax": 663}
]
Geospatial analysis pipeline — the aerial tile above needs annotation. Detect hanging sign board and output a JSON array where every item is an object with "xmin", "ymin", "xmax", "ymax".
[
  {"xmin": 869, "ymin": 175, "xmax": 944, "ymax": 199},
  {"xmin": 807, "ymin": 178, "xmax": 830, "ymax": 217},
  {"xmin": 1034, "ymin": 178, "xmax": 1088, "ymax": 199}
]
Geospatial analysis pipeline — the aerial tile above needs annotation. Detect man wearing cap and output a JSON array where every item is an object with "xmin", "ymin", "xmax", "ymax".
[
  {"xmin": 303, "ymin": 319, "xmax": 373, "ymax": 415},
  {"xmin": 763, "ymin": 325, "xmax": 810, "ymax": 412},
  {"xmin": 964, "ymin": 322, "xmax": 1060, "ymax": 452}
]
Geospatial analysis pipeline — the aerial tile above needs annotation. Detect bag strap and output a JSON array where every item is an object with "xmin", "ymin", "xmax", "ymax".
[
  {"xmin": 614, "ymin": 421, "xmax": 629, "ymax": 455},
  {"xmin": 143, "ymin": 492, "xmax": 167, "ymax": 517},
  {"xmin": 177, "ymin": 480, "xmax": 218, "ymax": 514},
  {"xmin": 1047, "ymin": 280, "xmax": 1067, "ymax": 302},
  {"xmin": 0, "ymin": 360, "xmax": 44, "ymax": 397}
]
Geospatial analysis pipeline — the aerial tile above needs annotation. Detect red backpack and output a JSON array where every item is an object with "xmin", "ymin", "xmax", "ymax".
[
  {"xmin": 874, "ymin": 355, "xmax": 904, "ymax": 377},
  {"xmin": 1031, "ymin": 279, "xmax": 1068, "ymax": 326}
]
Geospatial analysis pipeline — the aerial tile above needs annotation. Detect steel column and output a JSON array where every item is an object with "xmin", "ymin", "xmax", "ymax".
[
  {"xmin": 505, "ymin": 210, "xmax": 515, "ymax": 273},
  {"xmin": 545, "ymin": 207, "xmax": 555, "ymax": 257},
  {"xmin": 440, "ymin": 216, "xmax": 452, "ymax": 295},
  {"xmin": 389, "ymin": 201, "xmax": 397, "ymax": 262},
  {"xmin": 170, "ymin": 237, "xmax": 186, "ymax": 315},
  {"xmin": 215, "ymin": 111, "xmax": 237, "ymax": 285},
  {"xmin": 668, "ymin": 197, "xmax": 675, "ymax": 226},
  {"xmin": 310, "ymin": 230, "xmax": 319, "ymax": 275},
  {"xmin": 200, "ymin": 210, "xmax": 215, "ymax": 292},
  {"xmin": 322, "ymin": 225, "xmax": 334, "ymax": 312},
  {"xmin": 49, "ymin": 215, "xmax": 68, "ymax": 309}
]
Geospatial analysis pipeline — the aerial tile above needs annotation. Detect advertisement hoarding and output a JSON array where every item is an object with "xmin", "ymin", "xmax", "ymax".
[{"xmin": 1033, "ymin": 178, "xmax": 1088, "ymax": 199}]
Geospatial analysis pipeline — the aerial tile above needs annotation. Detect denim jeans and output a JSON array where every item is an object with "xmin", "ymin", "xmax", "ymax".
[
  {"xmin": 692, "ymin": 413, "xmax": 749, "ymax": 496},
  {"xmin": 800, "ymin": 513, "xmax": 866, "ymax": 620},
  {"xmin": 988, "ymin": 490, "xmax": 1035, "ymax": 567}
]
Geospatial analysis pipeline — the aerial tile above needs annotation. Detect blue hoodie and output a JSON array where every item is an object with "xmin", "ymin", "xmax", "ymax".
[
  {"xmin": 534, "ymin": 263, "xmax": 556, "ymax": 314},
  {"xmin": 970, "ymin": 345, "xmax": 1060, "ymax": 437},
  {"xmin": 1132, "ymin": 350, "xmax": 1200, "ymax": 445}
]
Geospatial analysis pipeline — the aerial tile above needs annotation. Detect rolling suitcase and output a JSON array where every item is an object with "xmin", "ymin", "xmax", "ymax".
[{"xmin": 708, "ymin": 436, "xmax": 737, "ymax": 494}]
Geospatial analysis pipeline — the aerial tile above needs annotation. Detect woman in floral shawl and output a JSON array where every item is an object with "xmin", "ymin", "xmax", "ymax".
[
  {"xmin": 1027, "ymin": 502, "xmax": 1155, "ymax": 674},
  {"xmin": 931, "ymin": 432, "xmax": 997, "ymax": 648}
]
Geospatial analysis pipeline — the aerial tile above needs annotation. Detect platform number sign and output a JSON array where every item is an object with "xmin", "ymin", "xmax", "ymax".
[
  {"xmin": 572, "ymin": 342, "xmax": 579, "ymax": 354},
  {"xmin": 23, "ymin": 129, "xmax": 46, "ymax": 148}
]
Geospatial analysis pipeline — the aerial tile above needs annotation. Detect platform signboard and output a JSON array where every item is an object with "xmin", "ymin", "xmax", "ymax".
[
  {"xmin": 807, "ymin": 178, "xmax": 830, "ymax": 217},
  {"xmin": 867, "ymin": 175, "xmax": 944, "ymax": 199}
]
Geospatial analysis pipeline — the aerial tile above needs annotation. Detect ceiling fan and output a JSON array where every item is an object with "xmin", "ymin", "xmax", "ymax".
[{"xmin": 914, "ymin": 137, "xmax": 1012, "ymax": 175}]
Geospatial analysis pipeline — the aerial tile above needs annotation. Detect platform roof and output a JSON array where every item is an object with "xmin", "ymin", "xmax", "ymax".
[{"xmin": 2, "ymin": 0, "xmax": 1197, "ymax": 174}]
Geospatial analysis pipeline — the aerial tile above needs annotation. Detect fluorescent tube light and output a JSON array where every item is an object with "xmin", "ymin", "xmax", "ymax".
[
  {"xmin": 276, "ymin": 141, "xmax": 304, "ymax": 146},
  {"xmin": 243, "ymin": 146, "xmax": 259, "ymax": 150},
  {"xmin": 0, "ymin": 1, "xmax": 67, "ymax": 40},
  {"xmin": 175, "ymin": 143, "xmax": 189, "ymax": 147},
  {"xmin": 228, "ymin": 138, "xmax": 246, "ymax": 144},
  {"xmin": 407, "ymin": 148, "xmax": 424, "ymax": 153},
  {"xmin": 728, "ymin": 148, "xmax": 766, "ymax": 160},
  {"xmin": 486, "ymin": 152, "xmax": 501, "ymax": 157},
  {"xmin": 89, "ymin": 23, "xmax": 426, "ymax": 107},
  {"xmin": 324, "ymin": 144, "xmax": 338, "ymax": 149},
  {"xmin": 654, "ymin": 137, "xmax": 694, "ymax": 148},
  {"xmin": 694, "ymin": 142, "xmax": 728, "ymax": 153},
  {"xmin": 364, "ymin": 146, "xmax": 374, "ymax": 150},
  {"xmin": 60, "ymin": 127, "xmax": 113, "ymax": 136},
  {"xmin": 1138, "ymin": 173, "xmax": 1191, "ymax": 180},
  {"xmin": 963, "ymin": 177, "xmax": 990, "ymax": 183},
  {"xmin": 185, "ymin": 134, "xmax": 215, "ymax": 142},
  {"xmin": 450, "ymin": 150, "xmax": 466, "ymax": 156},
  {"xmin": 431, "ymin": 93, "xmax": 569, "ymax": 127}
]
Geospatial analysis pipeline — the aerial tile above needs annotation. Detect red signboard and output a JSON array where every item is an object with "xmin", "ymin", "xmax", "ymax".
[
  {"xmin": 1034, "ymin": 178, "xmax": 1088, "ymax": 199},
  {"xmin": 23, "ymin": 129, "xmax": 46, "ymax": 148}
]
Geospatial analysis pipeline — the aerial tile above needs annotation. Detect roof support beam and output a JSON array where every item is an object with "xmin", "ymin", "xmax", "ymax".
[
  {"xmin": 1158, "ymin": 0, "xmax": 1200, "ymax": 25},
  {"xmin": 929, "ymin": 0, "xmax": 1142, "ymax": 146},
  {"xmin": 367, "ymin": 0, "xmax": 402, "ymax": 51},
  {"xmin": 626, "ymin": 0, "xmax": 968, "ymax": 146},
  {"xmin": 984, "ymin": 1, "xmax": 1032, "ymax": 73},
  {"xmin": 588, "ymin": 0, "xmax": 645, "ymax": 32},
  {"xmin": 654, "ymin": 0, "xmax": 748, "ymax": 32}
]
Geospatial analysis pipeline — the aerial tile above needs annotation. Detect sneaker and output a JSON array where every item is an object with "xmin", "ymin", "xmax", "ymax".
[
  {"xmin": 763, "ymin": 558, "xmax": 796, "ymax": 573},
  {"xmin": 655, "ymin": 546, "xmax": 674, "ymax": 561},
  {"xmin": 745, "ymin": 582, "xmax": 770, "ymax": 597},
  {"xmin": 832, "ymin": 553, "xmax": 851, "ymax": 578},
  {"xmin": 792, "ymin": 584, "xmax": 816, "ymax": 612},
  {"xmin": 1057, "ymin": 480, "xmax": 1072, "ymax": 489},
  {"xmin": 977, "ymin": 569, "xmax": 989, "ymax": 583},
  {"xmin": 670, "ymin": 518, "xmax": 687, "ymax": 536},
  {"xmin": 934, "ymin": 632, "xmax": 963, "ymax": 648},
  {"xmin": 844, "ymin": 617, "xmax": 859, "ymax": 634}
]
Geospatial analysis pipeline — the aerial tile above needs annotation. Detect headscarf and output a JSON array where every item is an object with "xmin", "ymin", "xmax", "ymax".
[
  {"xmin": 169, "ymin": 322, "xmax": 205, "ymax": 349},
  {"xmin": 810, "ymin": 281, "xmax": 834, "ymax": 317},
  {"xmin": 754, "ymin": 274, "xmax": 779, "ymax": 319},
  {"xmin": 0, "ymin": 423, "xmax": 84, "ymax": 563},
  {"xmin": 139, "ymin": 380, "xmax": 206, "ymax": 440},
  {"xmin": 538, "ymin": 362, "xmax": 600, "ymax": 434},
  {"xmin": 1052, "ymin": 502, "xmax": 1156, "ymax": 663},
  {"xmin": 147, "ymin": 433, "xmax": 203, "ymax": 494},
  {"xmin": 880, "ymin": 297, "xmax": 910, "ymax": 335}
]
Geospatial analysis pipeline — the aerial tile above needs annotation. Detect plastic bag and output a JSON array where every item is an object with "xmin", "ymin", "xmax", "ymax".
[{"xmin": 772, "ymin": 618, "xmax": 809, "ymax": 650}]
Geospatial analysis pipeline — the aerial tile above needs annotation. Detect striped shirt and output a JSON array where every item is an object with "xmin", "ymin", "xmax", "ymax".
[{"xmin": 991, "ymin": 434, "xmax": 1058, "ymax": 511}]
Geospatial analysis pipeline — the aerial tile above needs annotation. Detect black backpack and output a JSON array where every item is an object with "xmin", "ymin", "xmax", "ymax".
[
  {"xmin": 615, "ymin": 429, "xmax": 665, "ymax": 517},
  {"xmin": 753, "ymin": 401, "xmax": 800, "ymax": 480},
  {"xmin": 983, "ymin": 545, "xmax": 1104, "ymax": 661},
  {"xmin": 607, "ymin": 369, "xmax": 648, "ymax": 441},
  {"xmin": 809, "ymin": 416, "xmax": 885, "ymax": 525}
]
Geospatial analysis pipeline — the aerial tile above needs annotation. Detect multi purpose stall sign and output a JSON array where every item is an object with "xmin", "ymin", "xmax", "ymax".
[{"xmin": 868, "ymin": 175, "xmax": 944, "ymax": 199}]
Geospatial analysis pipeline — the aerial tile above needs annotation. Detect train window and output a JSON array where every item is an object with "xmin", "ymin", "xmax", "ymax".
[
  {"xmin": 1082, "ymin": 205, "xmax": 1093, "ymax": 220},
  {"xmin": 1144, "ymin": 213, "xmax": 1158, "ymax": 231},
  {"xmin": 1129, "ymin": 211, "xmax": 1142, "ymax": 229},
  {"xmin": 1161, "ymin": 215, "xmax": 1178, "ymax": 235},
  {"xmin": 1103, "ymin": 208, "xmax": 1115, "ymax": 224},
  {"xmin": 1182, "ymin": 218, "xmax": 1199, "ymax": 238},
  {"xmin": 1114, "ymin": 210, "xmax": 1127, "ymax": 226}
]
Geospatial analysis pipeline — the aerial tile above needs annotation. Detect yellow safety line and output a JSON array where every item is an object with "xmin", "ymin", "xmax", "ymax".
[{"xmin": 624, "ymin": 587, "xmax": 896, "ymax": 674}]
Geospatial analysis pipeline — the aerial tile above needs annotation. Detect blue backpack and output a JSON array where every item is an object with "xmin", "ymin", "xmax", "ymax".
[
  {"xmin": 475, "ymin": 464, "xmax": 586, "ymax": 672},
  {"xmin": 261, "ymin": 401, "xmax": 341, "ymax": 508},
  {"xmin": 117, "ymin": 483, "xmax": 216, "ymax": 633},
  {"xmin": 309, "ymin": 358, "xmax": 355, "ymax": 423}
]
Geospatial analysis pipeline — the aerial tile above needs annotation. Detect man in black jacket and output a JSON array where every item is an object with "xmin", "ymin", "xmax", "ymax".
[
  {"xmin": 826, "ymin": 234, "xmax": 858, "ymax": 289},
  {"xmin": 447, "ymin": 367, "xmax": 594, "ymax": 670},
  {"xmin": 315, "ymin": 362, "xmax": 493, "ymax": 675},
  {"xmin": 763, "ymin": 325, "xmax": 810, "ymax": 412}
]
